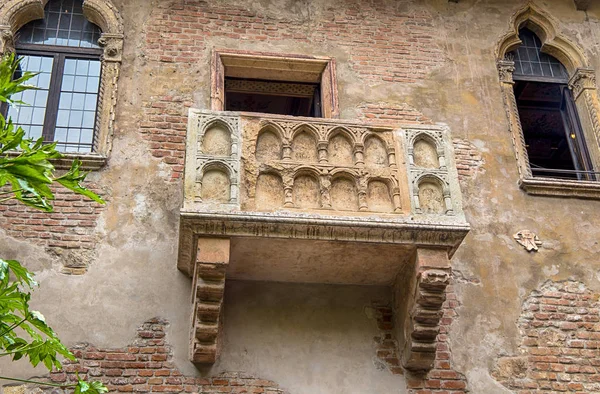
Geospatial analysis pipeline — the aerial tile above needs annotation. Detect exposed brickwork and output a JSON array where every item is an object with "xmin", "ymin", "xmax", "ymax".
[
  {"xmin": 406, "ymin": 284, "xmax": 469, "ymax": 394},
  {"xmin": 452, "ymin": 138, "xmax": 483, "ymax": 180},
  {"xmin": 493, "ymin": 280, "xmax": 600, "ymax": 394},
  {"xmin": 144, "ymin": 1, "xmax": 443, "ymax": 83},
  {"xmin": 50, "ymin": 318, "xmax": 286, "ymax": 393},
  {"xmin": 0, "ymin": 185, "xmax": 106, "ymax": 250},
  {"xmin": 139, "ymin": 96, "xmax": 192, "ymax": 181},
  {"xmin": 373, "ymin": 303, "xmax": 403, "ymax": 375},
  {"xmin": 358, "ymin": 102, "xmax": 434, "ymax": 125}
]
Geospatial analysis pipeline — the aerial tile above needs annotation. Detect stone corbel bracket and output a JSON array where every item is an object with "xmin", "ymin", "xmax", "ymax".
[
  {"xmin": 190, "ymin": 238, "xmax": 230, "ymax": 364},
  {"xmin": 402, "ymin": 124, "xmax": 464, "ymax": 216},
  {"xmin": 397, "ymin": 248, "xmax": 451, "ymax": 372}
]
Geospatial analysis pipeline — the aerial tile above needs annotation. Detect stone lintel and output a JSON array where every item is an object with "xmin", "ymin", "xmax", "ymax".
[
  {"xmin": 402, "ymin": 248, "xmax": 451, "ymax": 372},
  {"xmin": 190, "ymin": 237, "xmax": 230, "ymax": 364}
]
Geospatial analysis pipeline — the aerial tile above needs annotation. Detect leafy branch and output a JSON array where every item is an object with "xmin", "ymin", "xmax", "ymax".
[{"xmin": 0, "ymin": 53, "xmax": 107, "ymax": 394}]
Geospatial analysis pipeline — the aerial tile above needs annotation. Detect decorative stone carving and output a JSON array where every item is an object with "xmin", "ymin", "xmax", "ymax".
[
  {"xmin": 400, "ymin": 248, "xmax": 451, "ymax": 372},
  {"xmin": 240, "ymin": 116, "xmax": 404, "ymax": 214},
  {"xmin": 404, "ymin": 125, "xmax": 459, "ymax": 215},
  {"xmin": 497, "ymin": 59, "xmax": 515, "ymax": 84},
  {"xmin": 569, "ymin": 68, "xmax": 596, "ymax": 100},
  {"xmin": 0, "ymin": 0, "xmax": 124, "ymax": 161},
  {"xmin": 190, "ymin": 238, "xmax": 230, "ymax": 364},
  {"xmin": 185, "ymin": 110, "xmax": 241, "ymax": 209},
  {"xmin": 514, "ymin": 230, "xmax": 542, "ymax": 252}
]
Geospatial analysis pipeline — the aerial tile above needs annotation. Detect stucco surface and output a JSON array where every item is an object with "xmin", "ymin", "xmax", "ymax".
[{"xmin": 2, "ymin": 0, "xmax": 600, "ymax": 393}]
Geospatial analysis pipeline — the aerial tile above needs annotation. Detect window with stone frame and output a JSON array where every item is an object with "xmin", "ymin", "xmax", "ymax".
[
  {"xmin": 211, "ymin": 50, "xmax": 339, "ymax": 119},
  {"xmin": 497, "ymin": 6, "xmax": 600, "ymax": 199},
  {"xmin": 0, "ymin": 0, "xmax": 124, "ymax": 169},
  {"xmin": 3, "ymin": 0, "xmax": 102, "ymax": 153},
  {"xmin": 508, "ymin": 28, "xmax": 595, "ymax": 181}
]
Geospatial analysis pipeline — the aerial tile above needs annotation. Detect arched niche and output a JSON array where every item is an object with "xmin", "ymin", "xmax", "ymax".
[
  {"xmin": 255, "ymin": 128, "xmax": 282, "ymax": 162},
  {"xmin": 364, "ymin": 135, "xmax": 389, "ymax": 167},
  {"xmin": 255, "ymin": 172, "xmax": 284, "ymax": 210},
  {"xmin": 201, "ymin": 168, "xmax": 231, "ymax": 203},
  {"xmin": 330, "ymin": 175, "xmax": 358, "ymax": 211},
  {"xmin": 418, "ymin": 179, "xmax": 445, "ymax": 214},
  {"xmin": 202, "ymin": 122, "xmax": 232, "ymax": 156},
  {"xmin": 328, "ymin": 130, "xmax": 354, "ymax": 166},
  {"xmin": 413, "ymin": 137, "xmax": 439, "ymax": 169},
  {"xmin": 291, "ymin": 128, "xmax": 318, "ymax": 162},
  {"xmin": 368, "ymin": 180, "xmax": 393, "ymax": 212},
  {"xmin": 293, "ymin": 173, "xmax": 320, "ymax": 209}
]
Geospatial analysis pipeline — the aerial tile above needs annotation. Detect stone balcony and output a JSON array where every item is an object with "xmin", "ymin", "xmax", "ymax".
[{"xmin": 177, "ymin": 110, "xmax": 470, "ymax": 370}]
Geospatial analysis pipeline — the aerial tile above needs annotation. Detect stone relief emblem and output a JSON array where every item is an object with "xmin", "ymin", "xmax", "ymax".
[{"xmin": 514, "ymin": 230, "xmax": 542, "ymax": 252}]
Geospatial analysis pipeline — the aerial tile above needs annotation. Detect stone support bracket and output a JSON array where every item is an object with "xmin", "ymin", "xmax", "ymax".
[
  {"xmin": 400, "ymin": 248, "xmax": 451, "ymax": 372},
  {"xmin": 190, "ymin": 238, "xmax": 230, "ymax": 364}
]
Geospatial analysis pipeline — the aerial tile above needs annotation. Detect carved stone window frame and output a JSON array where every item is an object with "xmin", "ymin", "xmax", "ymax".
[
  {"xmin": 0, "ymin": 0, "xmax": 123, "ymax": 170},
  {"xmin": 211, "ymin": 49, "xmax": 339, "ymax": 119},
  {"xmin": 497, "ymin": 4, "xmax": 600, "ymax": 199}
]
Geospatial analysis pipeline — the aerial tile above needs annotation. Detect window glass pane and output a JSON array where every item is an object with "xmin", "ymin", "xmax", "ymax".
[
  {"xmin": 508, "ymin": 29, "xmax": 568, "ymax": 80},
  {"xmin": 53, "ymin": 57, "xmax": 99, "ymax": 152},
  {"xmin": 16, "ymin": 0, "xmax": 101, "ymax": 48},
  {"xmin": 6, "ymin": 55, "xmax": 53, "ymax": 141}
]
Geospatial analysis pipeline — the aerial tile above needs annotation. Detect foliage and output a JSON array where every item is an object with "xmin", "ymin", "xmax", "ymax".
[{"xmin": 0, "ymin": 53, "xmax": 107, "ymax": 394}]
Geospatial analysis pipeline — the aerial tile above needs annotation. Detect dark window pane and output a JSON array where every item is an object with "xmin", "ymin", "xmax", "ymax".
[
  {"xmin": 16, "ymin": 0, "xmax": 101, "ymax": 48},
  {"xmin": 509, "ymin": 29, "xmax": 568, "ymax": 80}
]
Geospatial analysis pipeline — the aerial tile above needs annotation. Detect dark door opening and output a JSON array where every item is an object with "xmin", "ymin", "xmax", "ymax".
[{"xmin": 224, "ymin": 78, "xmax": 321, "ymax": 117}]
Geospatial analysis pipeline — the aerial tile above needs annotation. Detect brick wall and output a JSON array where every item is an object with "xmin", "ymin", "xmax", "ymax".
[
  {"xmin": 139, "ymin": 95, "xmax": 191, "ymax": 181},
  {"xmin": 0, "ymin": 185, "xmax": 105, "ymax": 250},
  {"xmin": 493, "ymin": 280, "xmax": 600, "ymax": 393},
  {"xmin": 358, "ymin": 103, "xmax": 434, "ymax": 125},
  {"xmin": 141, "ymin": 0, "xmax": 443, "ymax": 175},
  {"xmin": 144, "ymin": 0, "xmax": 442, "ymax": 83},
  {"xmin": 452, "ymin": 139, "xmax": 484, "ymax": 180},
  {"xmin": 374, "ymin": 286, "xmax": 469, "ymax": 393},
  {"xmin": 48, "ymin": 318, "xmax": 286, "ymax": 394},
  {"xmin": 406, "ymin": 284, "xmax": 468, "ymax": 394}
]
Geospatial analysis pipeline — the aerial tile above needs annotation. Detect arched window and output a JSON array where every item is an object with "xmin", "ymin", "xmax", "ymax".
[
  {"xmin": 4, "ymin": 0, "xmax": 103, "ymax": 153},
  {"xmin": 508, "ymin": 28, "xmax": 594, "ymax": 181}
]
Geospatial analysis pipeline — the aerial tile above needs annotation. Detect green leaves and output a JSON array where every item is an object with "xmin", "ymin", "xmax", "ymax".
[
  {"xmin": 0, "ymin": 54, "xmax": 107, "ymax": 393},
  {"xmin": 0, "ymin": 53, "xmax": 105, "ymax": 210},
  {"xmin": 75, "ymin": 378, "xmax": 109, "ymax": 394},
  {"xmin": 55, "ymin": 160, "xmax": 105, "ymax": 204},
  {"xmin": 0, "ymin": 53, "xmax": 38, "ymax": 105}
]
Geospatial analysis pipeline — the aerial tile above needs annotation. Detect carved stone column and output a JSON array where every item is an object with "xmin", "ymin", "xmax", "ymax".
[
  {"xmin": 0, "ymin": 27, "xmax": 14, "ymax": 53},
  {"xmin": 569, "ymin": 68, "xmax": 600, "ymax": 170},
  {"xmin": 354, "ymin": 144, "xmax": 365, "ymax": 166},
  {"xmin": 190, "ymin": 238, "xmax": 230, "ymax": 364},
  {"xmin": 397, "ymin": 248, "xmax": 451, "ymax": 372},
  {"xmin": 317, "ymin": 141, "xmax": 328, "ymax": 163},
  {"xmin": 497, "ymin": 59, "xmax": 532, "ymax": 178}
]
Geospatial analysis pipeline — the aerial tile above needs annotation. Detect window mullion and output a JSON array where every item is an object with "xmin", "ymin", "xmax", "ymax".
[
  {"xmin": 563, "ymin": 87, "xmax": 596, "ymax": 180},
  {"xmin": 42, "ymin": 53, "xmax": 65, "ymax": 143}
]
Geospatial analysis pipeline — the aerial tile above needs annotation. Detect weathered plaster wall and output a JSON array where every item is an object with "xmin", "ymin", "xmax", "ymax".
[{"xmin": 2, "ymin": 0, "xmax": 600, "ymax": 393}]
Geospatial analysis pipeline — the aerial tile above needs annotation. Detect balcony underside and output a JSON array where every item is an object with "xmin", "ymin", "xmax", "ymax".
[{"xmin": 177, "ymin": 211, "xmax": 469, "ymax": 282}]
